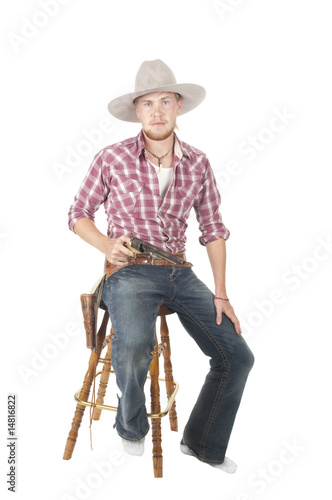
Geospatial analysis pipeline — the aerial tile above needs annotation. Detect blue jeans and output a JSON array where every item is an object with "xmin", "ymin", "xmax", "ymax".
[{"xmin": 101, "ymin": 264, "xmax": 254, "ymax": 464}]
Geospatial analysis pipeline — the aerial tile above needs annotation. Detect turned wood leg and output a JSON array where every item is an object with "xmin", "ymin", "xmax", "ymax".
[
  {"xmin": 149, "ymin": 331, "xmax": 163, "ymax": 478},
  {"xmin": 92, "ymin": 328, "xmax": 114, "ymax": 421},
  {"xmin": 160, "ymin": 315, "xmax": 178, "ymax": 432},
  {"xmin": 63, "ymin": 311, "xmax": 109, "ymax": 460}
]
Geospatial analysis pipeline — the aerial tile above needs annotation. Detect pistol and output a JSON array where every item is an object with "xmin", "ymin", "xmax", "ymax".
[{"xmin": 125, "ymin": 234, "xmax": 186, "ymax": 265}]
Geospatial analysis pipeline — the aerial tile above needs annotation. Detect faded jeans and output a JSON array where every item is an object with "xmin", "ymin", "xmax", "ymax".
[{"xmin": 101, "ymin": 264, "xmax": 254, "ymax": 464}]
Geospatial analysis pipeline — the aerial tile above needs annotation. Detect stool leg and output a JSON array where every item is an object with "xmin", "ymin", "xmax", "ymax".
[
  {"xmin": 160, "ymin": 315, "xmax": 178, "ymax": 432},
  {"xmin": 63, "ymin": 311, "xmax": 109, "ymax": 460},
  {"xmin": 92, "ymin": 328, "xmax": 114, "ymax": 421},
  {"xmin": 149, "ymin": 331, "xmax": 163, "ymax": 478},
  {"xmin": 63, "ymin": 350, "xmax": 99, "ymax": 459}
]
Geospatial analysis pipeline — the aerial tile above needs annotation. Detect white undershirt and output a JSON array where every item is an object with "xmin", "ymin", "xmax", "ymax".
[{"xmin": 148, "ymin": 160, "xmax": 173, "ymax": 199}]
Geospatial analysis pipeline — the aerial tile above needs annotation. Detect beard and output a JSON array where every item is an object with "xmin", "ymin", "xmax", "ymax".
[{"xmin": 143, "ymin": 122, "xmax": 176, "ymax": 141}]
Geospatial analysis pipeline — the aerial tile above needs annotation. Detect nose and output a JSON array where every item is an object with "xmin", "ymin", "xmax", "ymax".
[{"xmin": 152, "ymin": 103, "xmax": 163, "ymax": 116}]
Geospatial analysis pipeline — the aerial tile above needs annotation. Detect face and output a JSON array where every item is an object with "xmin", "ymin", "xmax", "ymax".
[{"xmin": 135, "ymin": 92, "xmax": 182, "ymax": 141}]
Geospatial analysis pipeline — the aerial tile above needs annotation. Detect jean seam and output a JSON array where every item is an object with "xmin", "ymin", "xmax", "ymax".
[
  {"xmin": 182, "ymin": 434, "xmax": 226, "ymax": 465},
  {"xmin": 170, "ymin": 298, "xmax": 230, "ymax": 461}
]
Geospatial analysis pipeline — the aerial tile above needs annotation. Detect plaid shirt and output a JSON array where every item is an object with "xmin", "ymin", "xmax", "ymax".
[{"xmin": 68, "ymin": 131, "xmax": 230, "ymax": 253}]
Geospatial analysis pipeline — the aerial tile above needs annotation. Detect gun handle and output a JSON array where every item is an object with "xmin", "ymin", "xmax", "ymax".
[{"xmin": 124, "ymin": 241, "xmax": 141, "ymax": 255}]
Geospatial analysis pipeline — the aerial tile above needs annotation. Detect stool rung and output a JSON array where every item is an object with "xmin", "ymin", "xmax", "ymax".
[{"xmin": 74, "ymin": 370, "xmax": 179, "ymax": 419}]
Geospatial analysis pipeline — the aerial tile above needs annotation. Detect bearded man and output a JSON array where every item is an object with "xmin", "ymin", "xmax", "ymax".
[{"xmin": 68, "ymin": 59, "xmax": 254, "ymax": 473}]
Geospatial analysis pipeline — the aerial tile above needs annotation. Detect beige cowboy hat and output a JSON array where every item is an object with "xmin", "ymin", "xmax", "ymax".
[{"xmin": 107, "ymin": 59, "xmax": 206, "ymax": 122}]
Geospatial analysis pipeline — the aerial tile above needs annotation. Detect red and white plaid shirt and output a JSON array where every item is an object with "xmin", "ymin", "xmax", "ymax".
[{"xmin": 68, "ymin": 131, "xmax": 230, "ymax": 253}]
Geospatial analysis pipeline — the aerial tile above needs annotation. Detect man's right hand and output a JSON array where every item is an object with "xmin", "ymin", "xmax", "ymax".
[
  {"xmin": 103, "ymin": 235, "xmax": 134, "ymax": 267},
  {"xmin": 73, "ymin": 218, "xmax": 134, "ymax": 267}
]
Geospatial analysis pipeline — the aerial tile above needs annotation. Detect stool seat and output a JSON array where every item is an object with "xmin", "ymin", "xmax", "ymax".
[
  {"xmin": 158, "ymin": 305, "xmax": 174, "ymax": 316},
  {"xmin": 63, "ymin": 289, "xmax": 178, "ymax": 479}
]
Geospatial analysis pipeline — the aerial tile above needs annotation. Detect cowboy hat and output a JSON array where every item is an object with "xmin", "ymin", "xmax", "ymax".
[{"xmin": 107, "ymin": 59, "xmax": 206, "ymax": 122}]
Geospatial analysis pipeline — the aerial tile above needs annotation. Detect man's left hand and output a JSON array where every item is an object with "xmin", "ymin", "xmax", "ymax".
[{"xmin": 214, "ymin": 298, "xmax": 242, "ymax": 335}]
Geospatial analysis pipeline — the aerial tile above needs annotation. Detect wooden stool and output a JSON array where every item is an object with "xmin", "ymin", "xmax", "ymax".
[{"xmin": 63, "ymin": 303, "xmax": 179, "ymax": 478}]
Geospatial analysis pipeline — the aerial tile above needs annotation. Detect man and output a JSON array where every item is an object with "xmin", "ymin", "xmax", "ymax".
[{"xmin": 68, "ymin": 59, "xmax": 254, "ymax": 473}]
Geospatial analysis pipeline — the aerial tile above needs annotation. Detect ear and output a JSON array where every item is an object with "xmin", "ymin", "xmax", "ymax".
[
  {"xmin": 176, "ymin": 98, "xmax": 183, "ymax": 115},
  {"xmin": 134, "ymin": 97, "xmax": 142, "ymax": 121}
]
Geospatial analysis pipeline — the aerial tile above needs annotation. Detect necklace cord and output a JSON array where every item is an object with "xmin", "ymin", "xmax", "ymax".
[{"xmin": 145, "ymin": 137, "xmax": 175, "ymax": 170}]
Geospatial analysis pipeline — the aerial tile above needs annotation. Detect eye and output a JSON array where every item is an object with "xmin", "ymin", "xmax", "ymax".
[
  {"xmin": 144, "ymin": 102, "xmax": 151, "ymax": 107},
  {"xmin": 163, "ymin": 100, "xmax": 169, "ymax": 105}
]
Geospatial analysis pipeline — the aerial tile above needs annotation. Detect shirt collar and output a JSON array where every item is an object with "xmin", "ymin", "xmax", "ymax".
[
  {"xmin": 135, "ymin": 130, "xmax": 189, "ymax": 161},
  {"xmin": 136, "ymin": 130, "xmax": 146, "ymax": 157}
]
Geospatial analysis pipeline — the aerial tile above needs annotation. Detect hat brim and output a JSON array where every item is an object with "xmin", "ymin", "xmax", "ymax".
[{"xmin": 107, "ymin": 83, "xmax": 206, "ymax": 122}]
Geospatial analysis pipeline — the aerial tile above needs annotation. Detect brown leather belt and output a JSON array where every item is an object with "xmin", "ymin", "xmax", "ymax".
[{"xmin": 105, "ymin": 252, "xmax": 192, "ymax": 279}]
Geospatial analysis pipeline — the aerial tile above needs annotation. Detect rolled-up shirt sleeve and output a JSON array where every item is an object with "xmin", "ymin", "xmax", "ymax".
[
  {"xmin": 194, "ymin": 158, "xmax": 230, "ymax": 245},
  {"xmin": 68, "ymin": 149, "xmax": 109, "ymax": 232}
]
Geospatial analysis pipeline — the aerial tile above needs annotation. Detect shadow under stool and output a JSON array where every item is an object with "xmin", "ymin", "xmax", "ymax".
[{"xmin": 63, "ymin": 293, "xmax": 179, "ymax": 478}]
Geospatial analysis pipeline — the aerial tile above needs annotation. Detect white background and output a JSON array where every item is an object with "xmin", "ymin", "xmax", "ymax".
[{"xmin": 1, "ymin": 1, "xmax": 331, "ymax": 499}]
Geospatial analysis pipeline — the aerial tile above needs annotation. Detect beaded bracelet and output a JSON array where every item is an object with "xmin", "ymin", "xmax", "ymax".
[{"xmin": 214, "ymin": 296, "xmax": 229, "ymax": 301}]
